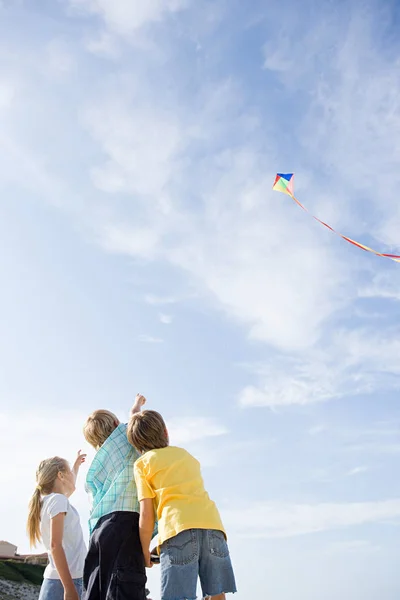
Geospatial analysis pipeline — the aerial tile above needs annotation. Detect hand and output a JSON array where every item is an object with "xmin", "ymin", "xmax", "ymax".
[
  {"xmin": 144, "ymin": 550, "xmax": 153, "ymax": 569},
  {"xmin": 73, "ymin": 450, "xmax": 87, "ymax": 474},
  {"xmin": 132, "ymin": 393, "xmax": 146, "ymax": 414},
  {"xmin": 64, "ymin": 587, "xmax": 79, "ymax": 600}
]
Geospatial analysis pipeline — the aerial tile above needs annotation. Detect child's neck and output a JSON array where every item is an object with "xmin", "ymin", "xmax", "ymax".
[{"xmin": 51, "ymin": 481, "xmax": 70, "ymax": 497}]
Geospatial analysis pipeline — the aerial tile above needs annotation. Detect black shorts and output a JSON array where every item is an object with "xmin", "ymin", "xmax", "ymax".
[{"xmin": 83, "ymin": 511, "xmax": 147, "ymax": 600}]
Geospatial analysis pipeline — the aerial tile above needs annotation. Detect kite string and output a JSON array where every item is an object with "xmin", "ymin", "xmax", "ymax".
[{"xmin": 287, "ymin": 191, "xmax": 400, "ymax": 263}]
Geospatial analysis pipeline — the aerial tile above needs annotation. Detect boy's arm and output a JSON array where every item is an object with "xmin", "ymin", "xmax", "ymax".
[
  {"xmin": 139, "ymin": 498, "xmax": 155, "ymax": 568},
  {"xmin": 130, "ymin": 393, "xmax": 146, "ymax": 418}
]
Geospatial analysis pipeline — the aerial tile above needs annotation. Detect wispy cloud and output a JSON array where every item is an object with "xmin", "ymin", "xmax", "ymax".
[
  {"xmin": 0, "ymin": 80, "xmax": 15, "ymax": 110},
  {"xmin": 85, "ymin": 96, "xmax": 184, "ymax": 197},
  {"xmin": 308, "ymin": 425, "xmax": 327, "ymax": 436},
  {"xmin": 67, "ymin": 40, "xmax": 358, "ymax": 352},
  {"xmin": 326, "ymin": 539, "xmax": 380, "ymax": 555},
  {"xmin": 3, "ymin": 1, "xmax": 400, "ymax": 415},
  {"xmin": 137, "ymin": 334, "xmax": 164, "ymax": 344},
  {"xmin": 223, "ymin": 498, "xmax": 400, "ymax": 539},
  {"xmin": 346, "ymin": 466, "xmax": 369, "ymax": 477},
  {"xmin": 159, "ymin": 313, "xmax": 172, "ymax": 324},
  {"xmin": 100, "ymin": 224, "xmax": 160, "ymax": 260},
  {"xmin": 239, "ymin": 326, "xmax": 400, "ymax": 407},
  {"xmin": 167, "ymin": 416, "xmax": 228, "ymax": 444},
  {"xmin": 359, "ymin": 271, "xmax": 400, "ymax": 302},
  {"xmin": 68, "ymin": 0, "xmax": 190, "ymax": 36},
  {"xmin": 45, "ymin": 39, "xmax": 75, "ymax": 78},
  {"xmin": 144, "ymin": 294, "xmax": 181, "ymax": 306}
]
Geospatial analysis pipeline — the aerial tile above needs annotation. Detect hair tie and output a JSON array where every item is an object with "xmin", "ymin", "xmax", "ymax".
[{"xmin": 36, "ymin": 485, "xmax": 42, "ymax": 492}]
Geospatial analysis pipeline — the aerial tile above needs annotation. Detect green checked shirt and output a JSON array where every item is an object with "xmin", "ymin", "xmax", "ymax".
[{"xmin": 85, "ymin": 423, "xmax": 140, "ymax": 534}]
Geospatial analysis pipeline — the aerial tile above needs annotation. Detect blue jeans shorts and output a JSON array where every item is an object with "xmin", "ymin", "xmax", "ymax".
[
  {"xmin": 160, "ymin": 529, "xmax": 236, "ymax": 600},
  {"xmin": 39, "ymin": 577, "xmax": 83, "ymax": 600}
]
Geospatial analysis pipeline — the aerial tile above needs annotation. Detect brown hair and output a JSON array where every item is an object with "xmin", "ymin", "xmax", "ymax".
[
  {"xmin": 83, "ymin": 410, "xmax": 119, "ymax": 450},
  {"xmin": 127, "ymin": 410, "xmax": 169, "ymax": 453},
  {"xmin": 27, "ymin": 457, "xmax": 69, "ymax": 547}
]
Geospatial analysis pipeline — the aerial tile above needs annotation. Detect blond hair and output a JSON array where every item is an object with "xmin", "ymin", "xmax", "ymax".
[
  {"xmin": 127, "ymin": 410, "xmax": 169, "ymax": 453},
  {"xmin": 27, "ymin": 457, "xmax": 69, "ymax": 547},
  {"xmin": 83, "ymin": 410, "xmax": 119, "ymax": 450}
]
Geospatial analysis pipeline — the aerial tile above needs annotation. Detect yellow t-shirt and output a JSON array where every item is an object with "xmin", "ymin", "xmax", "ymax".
[{"xmin": 134, "ymin": 446, "xmax": 225, "ymax": 546}]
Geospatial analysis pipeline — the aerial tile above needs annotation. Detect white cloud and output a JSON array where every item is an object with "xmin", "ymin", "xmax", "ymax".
[
  {"xmin": 0, "ymin": 410, "xmax": 93, "ymax": 485},
  {"xmin": 263, "ymin": 38, "xmax": 293, "ymax": 73},
  {"xmin": 0, "ymin": 80, "xmax": 15, "ymax": 111},
  {"xmin": 319, "ymin": 421, "xmax": 400, "ymax": 456},
  {"xmin": 326, "ymin": 539, "xmax": 380, "ymax": 554},
  {"xmin": 298, "ymin": 11, "xmax": 400, "ymax": 250},
  {"xmin": 85, "ymin": 31, "xmax": 120, "ymax": 58},
  {"xmin": 100, "ymin": 224, "xmax": 160, "ymax": 260},
  {"xmin": 138, "ymin": 334, "xmax": 164, "ymax": 343},
  {"xmin": 308, "ymin": 425, "xmax": 327, "ymax": 436},
  {"xmin": 223, "ymin": 498, "xmax": 400, "ymax": 539},
  {"xmin": 167, "ymin": 416, "xmax": 228, "ymax": 444},
  {"xmin": 359, "ymin": 271, "xmax": 400, "ymax": 302},
  {"xmin": 159, "ymin": 313, "xmax": 172, "ymax": 324},
  {"xmin": 262, "ymin": 5, "xmax": 400, "ymax": 259},
  {"xmin": 87, "ymin": 102, "xmax": 350, "ymax": 351},
  {"xmin": 144, "ymin": 294, "xmax": 180, "ymax": 306},
  {"xmin": 85, "ymin": 98, "xmax": 183, "ymax": 198},
  {"xmin": 347, "ymin": 466, "xmax": 369, "ymax": 477},
  {"xmin": 45, "ymin": 39, "xmax": 75, "ymax": 78},
  {"xmin": 5, "ymin": 0, "xmax": 400, "ymax": 417},
  {"xmin": 239, "ymin": 326, "xmax": 400, "ymax": 407},
  {"xmin": 68, "ymin": 0, "xmax": 189, "ymax": 36},
  {"xmin": 77, "ymin": 73, "xmax": 353, "ymax": 352},
  {"xmin": 0, "ymin": 134, "xmax": 67, "ymax": 205}
]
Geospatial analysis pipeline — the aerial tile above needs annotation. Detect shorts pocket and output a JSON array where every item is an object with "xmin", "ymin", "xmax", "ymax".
[
  {"xmin": 106, "ymin": 568, "xmax": 147, "ymax": 600},
  {"xmin": 163, "ymin": 529, "xmax": 198, "ymax": 566},
  {"xmin": 207, "ymin": 529, "xmax": 229, "ymax": 559}
]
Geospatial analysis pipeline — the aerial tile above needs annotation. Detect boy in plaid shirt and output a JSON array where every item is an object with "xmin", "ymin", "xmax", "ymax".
[{"xmin": 83, "ymin": 394, "xmax": 153, "ymax": 600}]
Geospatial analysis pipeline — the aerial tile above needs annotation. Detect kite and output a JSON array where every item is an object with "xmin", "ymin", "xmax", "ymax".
[{"xmin": 273, "ymin": 173, "xmax": 400, "ymax": 263}]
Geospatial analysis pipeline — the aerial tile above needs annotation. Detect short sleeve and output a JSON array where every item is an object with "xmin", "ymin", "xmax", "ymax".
[
  {"xmin": 46, "ymin": 494, "xmax": 69, "ymax": 519},
  {"xmin": 134, "ymin": 460, "xmax": 155, "ymax": 501}
]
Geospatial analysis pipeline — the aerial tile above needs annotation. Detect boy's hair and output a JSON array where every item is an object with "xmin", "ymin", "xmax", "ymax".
[
  {"xmin": 84, "ymin": 410, "xmax": 120, "ymax": 450},
  {"xmin": 127, "ymin": 410, "xmax": 168, "ymax": 453}
]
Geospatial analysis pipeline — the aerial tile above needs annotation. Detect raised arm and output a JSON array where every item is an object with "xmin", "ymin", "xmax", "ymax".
[
  {"xmin": 72, "ymin": 450, "xmax": 87, "ymax": 482},
  {"xmin": 130, "ymin": 393, "xmax": 147, "ymax": 418}
]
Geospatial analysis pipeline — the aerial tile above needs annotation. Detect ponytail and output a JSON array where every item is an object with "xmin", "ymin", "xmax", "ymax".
[
  {"xmin": 27, "ymin": 487, "xmax": 43, "ymax": 547},
  {"xmin": 26, "ymin": 456, "xmax": 69, "ymax": 548}
]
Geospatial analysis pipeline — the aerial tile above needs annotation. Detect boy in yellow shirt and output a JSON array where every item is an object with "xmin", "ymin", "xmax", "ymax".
[{"xmin": 127, "ymin": 410, "xmax": 237, "ymax": 600}]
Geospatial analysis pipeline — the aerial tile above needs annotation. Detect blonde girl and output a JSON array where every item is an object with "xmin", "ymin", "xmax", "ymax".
[{"xmin": 27, "ymin": 452, "xmax": 87, "ymax": 600}]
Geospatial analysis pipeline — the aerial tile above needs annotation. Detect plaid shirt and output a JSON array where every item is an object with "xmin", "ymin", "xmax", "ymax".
[{"xmin": 85, "ymin": 423, "xmax": 140, "ymax": 534}]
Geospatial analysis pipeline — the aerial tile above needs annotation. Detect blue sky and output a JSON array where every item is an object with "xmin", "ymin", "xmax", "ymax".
[{"xmin": 1, "ymin": 0, "xmax": 400, "ymax": 598}]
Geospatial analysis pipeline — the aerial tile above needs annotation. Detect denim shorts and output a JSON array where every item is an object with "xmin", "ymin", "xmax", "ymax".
[
  {"xmin": 38, "ymin": 577, "xmax": 83, "ymax": 600},
  {"xmin": 160, "ymin": 529, "xmax": 236, "ymax": 600}
]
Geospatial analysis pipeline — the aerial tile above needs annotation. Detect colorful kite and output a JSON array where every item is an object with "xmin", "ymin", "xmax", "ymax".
[{"xmin": 273, "ymin": 173, "xmax": 400, "ymax": 263}]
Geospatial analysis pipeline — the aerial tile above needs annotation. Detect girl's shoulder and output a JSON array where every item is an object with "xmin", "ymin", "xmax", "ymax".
[
  {"xmin": 43, "ymin": 492, "xmax": 68, "ymax": 502},
  {"xmin": 42, "ymin": 493, "xmax": 70, "ymax": 517}
]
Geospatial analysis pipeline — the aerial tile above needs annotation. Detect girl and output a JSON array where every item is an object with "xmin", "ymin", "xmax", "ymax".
[{"xmin": 27, "ymin": 452, "xmax": 87, "ymax": 600}]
